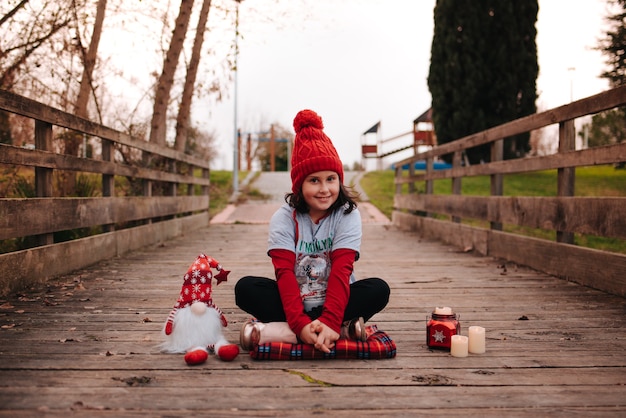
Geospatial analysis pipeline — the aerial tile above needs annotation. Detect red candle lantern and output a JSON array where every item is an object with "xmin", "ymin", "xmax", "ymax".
[{"xmin": 427, "ymin": 307, "xmax": 460, "ymax": 350}]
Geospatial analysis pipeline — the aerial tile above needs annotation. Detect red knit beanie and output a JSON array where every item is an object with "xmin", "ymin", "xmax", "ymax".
[{"xmin": 291, "ymin": 109, "xmax": 344, "ymax": 194}]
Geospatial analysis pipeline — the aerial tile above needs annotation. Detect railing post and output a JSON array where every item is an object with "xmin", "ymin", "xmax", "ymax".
[
  {"xmin": 202, "ymin": 168, "xmax": 209, "ymax": 197},
  {"xmin": 165, "ymin": 159, "xmax": 176, "ymax": 221},
  {"xmin": 34, "ymin": 120, "xmax": 54, "ymax": 246},
  {"xmin": 101, "ymin": 139, "xmax": 114, "ymax": 232},
  {"xmin": 395, "ymin": 165, "xmax": 402, "ymax": 196},
  {"xmin": 188, "ymin": 165, "xmax": 196, "ymax": 196},
  {"xmin": 168, "ymin": 159, "xmax": 177, "ymax": 197},
  {"xmin": 490, "ymin": 139, "xmax": 503, "ymax": 231},
  {"xmin": 408, "ymin": 160, "xmax": 415, "ymax": 194},
  {"xmin": 142, "ymin": 158, "xmax": 152, "ymax": 224},
  {"xmin": 557, "ymin": 120, "xmax": 576, "ymax": 244},
  {"xmin": 425, "ymin": 157, "xmax": 434, "ymax": 195},
  {"xmin": 425, "ymin": 157, "xmax": 434, "ymax": 217},
  {"xmin": 452, "ymin": 151, "xmax": 462, "ymax": 223}
]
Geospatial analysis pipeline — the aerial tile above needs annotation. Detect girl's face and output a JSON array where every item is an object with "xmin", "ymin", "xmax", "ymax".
[{"xmin": 301, "ymin": 170, "xmax": 340, "ymax": 222}]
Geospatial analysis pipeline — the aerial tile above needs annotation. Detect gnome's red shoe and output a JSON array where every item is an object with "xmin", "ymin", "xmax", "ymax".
[
  {"xmin": 184, "ymin": 347, "xmax": 209, "ymax": 365},
  {"xmin": 217, "ymin": 344, "xmax": 239, "ymax": 362}
]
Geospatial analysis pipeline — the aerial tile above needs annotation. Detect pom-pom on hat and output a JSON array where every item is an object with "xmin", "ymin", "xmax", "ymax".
[{"xmin": 290, "ymin": 109, "xmax": 344, "ymax": 194}]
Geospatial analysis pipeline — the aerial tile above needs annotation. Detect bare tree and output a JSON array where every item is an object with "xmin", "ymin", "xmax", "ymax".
[
  {"xmin": 52, "ymin": 0, "xmax": 108, "ymax": 196},
  {"xmin": 149, "ymin": 0, "xmax": 194, "ymax": 147},
  {"xmin": 174, "ymin": 0, "xmax": 212, "ymax": 153},
  {"xmin": 73, "ymin": 0, "xmax": 107, "ymax": 120},
  {"xmin": 0, "ymin": 1, "xmax": 74, "ymax": 90}
]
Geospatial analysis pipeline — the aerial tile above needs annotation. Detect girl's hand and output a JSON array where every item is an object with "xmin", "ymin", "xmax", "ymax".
[
  {"xmin": 310, "ymin": 320, "xmax": 339, "ymax": 353},
  {"xmin": 299, "ymin": 322, "xmax": 320, "ymax": 345}
]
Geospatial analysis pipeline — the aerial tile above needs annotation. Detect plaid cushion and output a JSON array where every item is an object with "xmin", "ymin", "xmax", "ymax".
[{"xmin": 249, "ymin": 325, "xmax": 396, "ymax": 360}]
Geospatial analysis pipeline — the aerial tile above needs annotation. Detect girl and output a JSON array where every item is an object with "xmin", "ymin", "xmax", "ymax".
[{"xmin": 235, "ymin": 109, "xmax": 390, "ymax": 353}]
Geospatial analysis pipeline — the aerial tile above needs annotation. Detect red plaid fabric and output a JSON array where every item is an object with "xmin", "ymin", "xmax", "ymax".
[{"xmin": 248, "ymin": 325, "xmax": 396, "ymax": 360}]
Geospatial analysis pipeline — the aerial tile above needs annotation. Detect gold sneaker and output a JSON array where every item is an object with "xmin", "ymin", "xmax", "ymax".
[
  {"xmin": 240, "ymin": 319, "xmax": 261, "ymax": 351},
  {"xmin": 341, "ymin": 317, "xmax": 366, "ymax": 341}
]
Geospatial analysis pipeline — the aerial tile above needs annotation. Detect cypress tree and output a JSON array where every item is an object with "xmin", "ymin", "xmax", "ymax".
[
  {"xmin": 600, "ymin": 0, "xmax": 626, "ymax": 87},
  {"xmin": 428, "ymin": 1, "xmax": 538, "ymax": 163}
]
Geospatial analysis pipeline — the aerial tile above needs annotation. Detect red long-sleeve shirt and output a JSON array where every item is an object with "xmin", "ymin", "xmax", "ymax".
[{"xmin": 270, "ymin": 247, "xmax": 356, "ymax": 335}]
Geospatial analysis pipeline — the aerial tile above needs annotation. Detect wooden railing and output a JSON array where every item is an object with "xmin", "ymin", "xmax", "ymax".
[
  {"xmin": 393, "ymin": 86, "xmax": 626, "ymax": 297},
  {"xmin": 0, "ymin": 89, "xmax": 211, "ymax": 296}
]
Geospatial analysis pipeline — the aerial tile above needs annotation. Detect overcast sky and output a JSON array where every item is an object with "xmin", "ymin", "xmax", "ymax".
[{"xmin": 196, "ymin": 0, "xmax": 612, "ymax": 170}]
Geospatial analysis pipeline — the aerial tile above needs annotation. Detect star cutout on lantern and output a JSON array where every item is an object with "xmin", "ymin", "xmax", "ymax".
[{"xmin": 432, "ymin": 330, "xmax": 446, "ymax": 343}]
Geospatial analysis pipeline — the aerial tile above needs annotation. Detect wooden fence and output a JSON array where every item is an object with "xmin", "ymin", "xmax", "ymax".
[
  {"xmin": 393, "ymin": 86, "xmax": 626, "ymax": 297},
  {"xmin": 0, "ymin": 89, "xmax": 211, "ymax": 296}
]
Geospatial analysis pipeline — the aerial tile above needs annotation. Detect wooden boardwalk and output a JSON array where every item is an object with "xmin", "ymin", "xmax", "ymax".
[{"xmin": 1, "ymin": 189, "xmax": 626, "ymax": 416}]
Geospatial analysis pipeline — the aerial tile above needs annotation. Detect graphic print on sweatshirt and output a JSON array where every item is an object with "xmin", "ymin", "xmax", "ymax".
[{"xmin": 295, "ymin": 253, "xmax": 330, "ymax": 311}]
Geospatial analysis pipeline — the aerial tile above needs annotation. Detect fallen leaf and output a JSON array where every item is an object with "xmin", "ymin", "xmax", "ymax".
[
  {"xmin": 0, "ymin": 303, "xmax": 14, "ymax": 309},
  {"xmin": 112, "ymin": 376, "xmax": 153, "ymax": 386}
]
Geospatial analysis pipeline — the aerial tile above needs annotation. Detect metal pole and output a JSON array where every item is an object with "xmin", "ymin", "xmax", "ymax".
[
  {"xmin": 568, "ymin": 67, "xmax": 575, "ymax": 102},
  {"xmin": 232, "ymin": 0, "xmax": 242, "ymax": 194}
]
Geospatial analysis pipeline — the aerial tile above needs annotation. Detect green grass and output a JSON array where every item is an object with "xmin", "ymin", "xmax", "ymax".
[
  {"xmin": 360, "ymin": 165, "xmax": 626, "ymax": 254},
  {"xmin": 209, "ymin": 170, "xmax": 234, "ymax": 217}
]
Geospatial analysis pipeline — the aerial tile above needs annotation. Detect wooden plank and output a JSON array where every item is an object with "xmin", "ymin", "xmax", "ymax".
[
  {"xmin": 396, "ymin": 143, "xmax": 626, "ymax": 182},
  {"xmin": 0, "ymin": 212, "xmax": 209, "ymax": 296},
  {"xmin": 0, "ymin": 195, "xmax": 209, "ymax": 239},
  {"xmin": 394, "ymin": 195, "xmax": 626, "ymax": 239},
  {"xmin": 391, "ymin": 211, "xmax": 490, "ymax": 254},
  {"xmin": 0, "ymin": 385, "xmax": 624, "ymax": 411},
  {"xmin": 489, "ymin": 230, "xmax": 626, "ymax": 297},
  {"xmin": 0, "ymin": 90, "xmax": 210, "ymax": 169},
  {"xmin": 1, "ymin": 366, "xmax": 625, "ymax": 387},
  {"xmin": 0, "ymin": 144, "xmax": 212, "ymax": 185}
]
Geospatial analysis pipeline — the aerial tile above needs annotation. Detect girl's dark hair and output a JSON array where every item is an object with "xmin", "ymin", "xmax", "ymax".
[{"xmin": 285, "ymin": 183, "xmax": 359, "ymax": 214}]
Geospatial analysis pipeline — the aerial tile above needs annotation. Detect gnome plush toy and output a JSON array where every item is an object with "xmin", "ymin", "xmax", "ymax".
[{"xmin": 160, "ymin": 254, "xmax": 239, "ymax": 365}]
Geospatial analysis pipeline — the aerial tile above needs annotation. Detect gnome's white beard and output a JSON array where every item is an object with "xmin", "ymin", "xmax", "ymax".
[{"xmin": 160, "ymin": 304, "xmax": 229, "ymax": 354}]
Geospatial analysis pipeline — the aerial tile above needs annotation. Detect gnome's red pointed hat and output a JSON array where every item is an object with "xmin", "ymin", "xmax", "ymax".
[
  {"xmin": 173, "ymin": 254, "xmax": 230, "ymax": 309},
  {"xmin": 290, "ymin": 109, "xmax": 344, "ymax": 194}
]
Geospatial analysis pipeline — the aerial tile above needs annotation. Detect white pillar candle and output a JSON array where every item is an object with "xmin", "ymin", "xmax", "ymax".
[
  {"xmin": 468, "ymin": 326, "xmax": 486, "ymax": 354},
  {"xmin": 434, "ymin": 306, "xmax": 453, "ymax": 315},
  {"xmin": 450, "ymin": 335, "xmax": 468, "ymax": 357}
]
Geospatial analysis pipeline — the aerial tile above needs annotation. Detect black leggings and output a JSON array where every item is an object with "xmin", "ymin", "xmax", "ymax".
[{"xmin": 235, "ymin": 276, "xmax": 390, "ymax": 323}]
